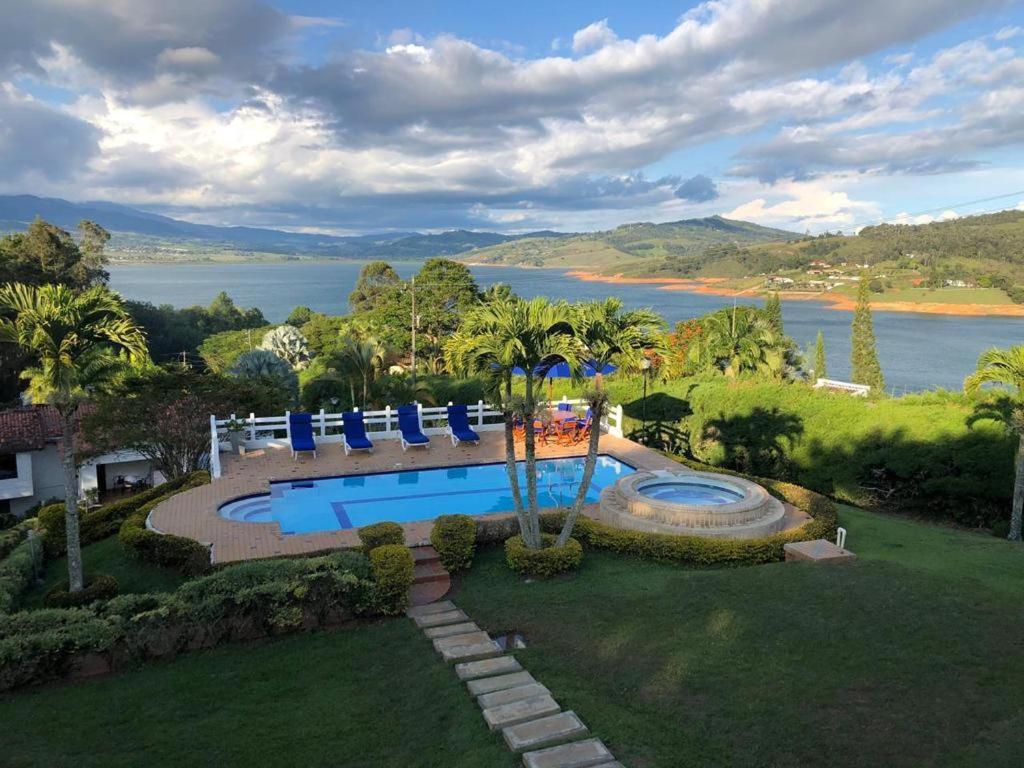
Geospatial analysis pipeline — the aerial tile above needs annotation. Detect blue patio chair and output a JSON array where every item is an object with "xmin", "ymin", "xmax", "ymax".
[
  {"xmin": 341, "ymin": 411, "xmax": 374, "ymax": 456},
  {"xmin": 289, "ymin": 412, "xmax": 317, "ymax": 460},
  {"xmin": 445, "ymin": 404, "xmax": 480, "ymax": 447},
  {"xmin": 397, "ymin": 404, "xmax": 430, "ymax": 452},
  {"xmin": 556, "ymin": 402, "xmax": 573, "ymax": 412}
]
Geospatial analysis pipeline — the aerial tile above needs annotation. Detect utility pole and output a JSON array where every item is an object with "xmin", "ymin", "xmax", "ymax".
[{"xmin": 410, "ymin": 276, "xmax": 417, "ymax": 386}]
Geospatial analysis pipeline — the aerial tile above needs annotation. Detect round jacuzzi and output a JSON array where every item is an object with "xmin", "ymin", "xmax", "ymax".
[{"xmin": 598, "ymin": 470, "xmax": 788, "ymax": 539}]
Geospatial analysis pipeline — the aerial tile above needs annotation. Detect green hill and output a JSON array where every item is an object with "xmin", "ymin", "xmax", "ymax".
[{"xmin": 462, "ymin": 216, "xmax": 797, "ymax": 270}]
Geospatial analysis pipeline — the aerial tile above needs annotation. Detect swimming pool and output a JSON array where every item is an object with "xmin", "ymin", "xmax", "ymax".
[{"xmin": 218, "ymin": 455, "xmax": 634, "ymax": 534}]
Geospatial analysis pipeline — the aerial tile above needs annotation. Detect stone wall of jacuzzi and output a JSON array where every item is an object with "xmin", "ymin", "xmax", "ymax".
[{"xmin": 596, "ymin": 469, "xmax": 795, "ymax": 540}]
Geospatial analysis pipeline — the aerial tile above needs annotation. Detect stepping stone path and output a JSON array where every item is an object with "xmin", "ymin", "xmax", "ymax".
[{"xmin": 407, "ymin": 599, "xmax": 623, "ymax": 767}]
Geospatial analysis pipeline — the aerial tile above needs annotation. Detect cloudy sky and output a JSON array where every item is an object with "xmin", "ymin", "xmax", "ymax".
[{"xmin": 1, "ymin": 0, "xmax": 1023, "ymax": 234}]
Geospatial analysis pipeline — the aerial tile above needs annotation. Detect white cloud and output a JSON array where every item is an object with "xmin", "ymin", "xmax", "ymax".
[
  {"xmin": 572, "ymin": 19, "xmax": 617, "ymax": 53},
  {"xmin": 726, "ymin": 180, "xmax": 879, "ymax": 230},
  {"xmin": 995, "ymin": 26, "xmax": 1021, "ymax": 41}
]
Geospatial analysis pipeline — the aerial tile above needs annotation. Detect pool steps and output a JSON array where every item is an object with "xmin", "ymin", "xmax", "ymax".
[{"xmin": 407, "ymin": 599, "xmax": 621, "ymax": 767}]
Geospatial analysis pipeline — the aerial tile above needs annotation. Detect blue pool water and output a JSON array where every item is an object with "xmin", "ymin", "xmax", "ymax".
[
  {"xmin": 219, "ymin": 455, "xmax": 634, "ymax": 534},
  {"xmin": 639, "ymin": 481, "xmax": 745, "ymax": 505}
]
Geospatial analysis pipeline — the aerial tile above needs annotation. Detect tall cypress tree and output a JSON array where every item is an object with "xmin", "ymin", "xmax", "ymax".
[
  {"xmin": 764, "ymin": 292, "xmax": 783, "ymax": 335},
  {"xmin": 850, "ymin": 277, "xmax": 884, "ymax": 391},
  {"xmin": 813, "ymin": 330, "xmax": 827, "ymax": 381}
]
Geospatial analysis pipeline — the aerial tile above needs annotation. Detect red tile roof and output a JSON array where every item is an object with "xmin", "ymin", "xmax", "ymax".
[{"xmin": 0, "ymin": 409, "xmax": 46, "ymax": 453}]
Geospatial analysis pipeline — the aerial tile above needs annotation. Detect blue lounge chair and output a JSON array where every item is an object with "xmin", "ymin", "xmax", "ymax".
[
  {"xmin": 341, "ymin": 412, "xmax": 374, "ymax": 456},
  {"xmin": 445, "ymin": 404, "xmax": 480, "ymax": 447},
  {"xmin": 397, "ymin": 404, "xmax": 430, "ymax": 452},
  {"xmin": 289, "ymin": 412, "xmax": 317, "ymax": 459}
]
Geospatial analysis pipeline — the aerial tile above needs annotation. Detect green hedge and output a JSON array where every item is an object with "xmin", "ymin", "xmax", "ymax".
[
  {"xmin": 430, "ymin": 515, "xmax": 476, "ymax": 572},
  {"xmin": 358, "ymin": 522, "xmax": 405, "ymax": 554},
  {"xmin": 505, "ymin": 533, "xmax": 584, "ymax": 577},
  {"xmin": 43, "ymin": 574, "xmax": 119, "ymax": 609},
  {"xmin": 0, "ymin": 536, "xmax": 44, "ymax": 614},
  {"xmin": 0, "ymin": 519, "xmax": 36, "ymax": 561},
  {"xmin": 118, "ymin": 472, "xmax": 212, "ymax": 575},
  {"xmin": 540, "ymin": 458, "xmax": 838, "ymax": 567},
  {"xmin": 0, "ymin": 551, "xmax": 382, "ymax": 691},
  {"xmin": 39, "ymin": 472, "xmax": 211, "ymax": 556},
  {"xmin": 369, "ymin": 545, "xmax": 414, "ymax": 616}
]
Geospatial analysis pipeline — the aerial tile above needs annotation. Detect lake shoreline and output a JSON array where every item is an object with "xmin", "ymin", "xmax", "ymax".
[{"xmin": 565, "ymin": 270, "xmax": 1024, "ymax": 318}]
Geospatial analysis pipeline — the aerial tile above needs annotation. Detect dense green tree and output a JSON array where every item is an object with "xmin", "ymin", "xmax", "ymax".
[
  {"xmin": 412, "ymin": 259, "xmax": 480, "ymax": 371},
  {"xmin": 814, "ymin": 330, "xmax": 827, "ymax": 381},
  {"xmin": 300, "ymin": 313, "xmax": 354, "ymax": 357},
  {"xmin": 85, "ymin": 367, "xmax": 287, "ymax": 480},
  {"xmin": 228, "ymin": 350, "xmax": 299, "ymax": 407},
  {"xmin": 286, "ymin": 305, "xmax": 314, "ymax": 327},
  {"xmin": 965, "ymin": 346, "xmax": 1024, "ymax": 541},
  {"xmin": 0, "ymin": 283, "xmax": 147, "ymax": 592},
  {"xmin": 764, "ymin": 293, "xmax": 784, "ymax": 335},
  {"xmin": 198, "ymin": 327, "xmax": 266, "ymax": 373},
  {"xmin": 850, "ymin": 278, "xmax": 884, "ymax": 391},
  {"xmin": 348, "ymin": 261, "xmax": 402, "ymax": 314}
]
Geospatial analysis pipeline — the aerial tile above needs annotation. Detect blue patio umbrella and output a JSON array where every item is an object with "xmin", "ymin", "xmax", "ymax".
[{"xmin": 512, "ymin": 358, "xmax": 617, "ymax": 399}]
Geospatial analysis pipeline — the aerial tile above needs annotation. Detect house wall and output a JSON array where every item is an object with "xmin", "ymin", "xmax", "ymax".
[{"xmin": 9, "ymin": 445, "xmax": 63, "ymax": 516}]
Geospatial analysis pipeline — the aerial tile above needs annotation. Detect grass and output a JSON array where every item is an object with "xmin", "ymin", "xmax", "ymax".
[
  {"xmin": 0, "ymin": 620, "xmax": 514, "ymax": 768},
  {"xmin": 2, "ymin": 507, "xmax": 1022, "ymax": 767},
  {"xmin": 21, "ymin": 536, "xmax": 186, "ymax": 609}
]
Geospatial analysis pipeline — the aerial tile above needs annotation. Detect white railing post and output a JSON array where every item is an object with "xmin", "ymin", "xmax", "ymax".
[
  {"xmin": 209, "ymin": 415, "xmax": 221, "ymax": 480},
  {"xmin": 417, "ymin": 401, "xmax": 424, "ymax": 429},
  {"xmin": 319, "ymin": 408, "xmax": 326, "ymax": 437},
  {"xmin": 248, "ymin": 412, "xmax": 256, "ymax": 442},
  {"xmin": 477, "ymin": 399, "xmax": 484, "ymax": 427},
  {"xmin": 284, "ymin": 410, "xmax": 291, "ymax": 441},
  {"xmin": 384, "ymin": 405, "xmax": 391, "ymax": 434}
]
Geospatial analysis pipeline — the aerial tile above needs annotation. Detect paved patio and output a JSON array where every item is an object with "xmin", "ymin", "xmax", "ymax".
[{"xmin": 149, "ymin": 432, "xmax": 684, "ymax": 564}]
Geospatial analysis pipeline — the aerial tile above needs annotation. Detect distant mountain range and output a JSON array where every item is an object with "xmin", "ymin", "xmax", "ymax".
[{"xmin": 0, "ymin": 195, "xmax": 571, "ymax": 261}]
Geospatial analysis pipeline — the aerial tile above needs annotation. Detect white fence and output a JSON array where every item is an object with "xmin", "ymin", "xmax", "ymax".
[
  {"xmin": 209, "ymin": 396, "xmax": 626, "ymax": 479},
  {"xmin": 813, "ymin": 378, "xmax": 871, "ymax": 396}
]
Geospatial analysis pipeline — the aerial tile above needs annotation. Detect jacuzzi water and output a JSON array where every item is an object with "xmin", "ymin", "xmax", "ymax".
[
  {"xmin": 219, "ymin": 455, "xmax": 634, "ymax": 534},
  {"xmin": 639, "ymin": 481, "xmax": 745, "ymax": 505}
]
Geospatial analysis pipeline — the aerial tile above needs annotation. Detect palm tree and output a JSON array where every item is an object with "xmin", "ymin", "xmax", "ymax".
[
  {"xmin": 689, "ymin": 304, "xmax": 783, "ymax": 378},
  {"xmin": 338, "ymin": 336, "xmax": 388, "ymax": 407},
  {"xmin": 556, "ymin": 299, "xmax": 662, "ymax": 546},
  {"xmin": 964, "ymin": 346, "xmax": 1024, "ymax": 541},
  {"xmin": 0, "ymin": 283, "xmax": 148, "ymax": 591},
  {"xmin": 446, "ymin": 296, "xmax": 580, "ymax": 548}
]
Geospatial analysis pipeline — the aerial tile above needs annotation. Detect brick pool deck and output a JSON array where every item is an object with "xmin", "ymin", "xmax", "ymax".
[{"xmin": 149, "ymin": 433, "xmax": 689, "ymax": 564}]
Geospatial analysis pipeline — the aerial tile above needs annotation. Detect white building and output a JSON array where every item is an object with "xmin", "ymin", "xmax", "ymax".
[{"xmin": 0, "ymin": 407, "xmax": 161, "ymax": 516}]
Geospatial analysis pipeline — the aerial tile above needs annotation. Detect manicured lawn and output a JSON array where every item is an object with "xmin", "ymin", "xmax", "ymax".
[
  {"xmin": 2, "ymin": 507, "xmax": 1022, "ymax": 767},
  {"xmin": 453, "ymin": 509, "xmax": 1024, "ymax": 767},
  {"xmin": 21, "ymin": 536, "xmax": 186, "ymax": 609},
  {"xmin": 0, "ymin": 619, "xmax": 515, "ymax": 768}
]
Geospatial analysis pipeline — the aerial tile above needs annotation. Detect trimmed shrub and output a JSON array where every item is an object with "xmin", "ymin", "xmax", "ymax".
[
  {"xmin": 430, "ymin": 515, "xmax": 476, "ymax": 572},
  {"xmin": 358, "ymin": 522, "xmax": 404, "ymax": 554},
  {"xmin": 0, "ymin": 535, "xmax": 44, "ymax": 614},
  {"xmin": 39, "ymin": 472, "xmax": 211, "ymax": 556},
  {"xmin": 369, "ymin": 545, "xmax": 414, "ymax": 616},
  {"xmin": 0, "ymin": 519, "xmax": 36, "ymax": 561},
  {"xmin": 505, "ymin": 533, "xmax": 584, "ymax": 578},
  {"xmin": 43, "ymin": 574, "xmax": 119, "ymax": 609}
]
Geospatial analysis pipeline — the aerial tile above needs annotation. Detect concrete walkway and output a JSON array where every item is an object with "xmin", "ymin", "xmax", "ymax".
[{"xmin": 408, "ymin": 600, "xmax": 624, "ymax": 768}]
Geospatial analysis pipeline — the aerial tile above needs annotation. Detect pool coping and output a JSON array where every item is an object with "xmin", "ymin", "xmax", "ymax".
[{"xmin": 148, "ymin": 433, "xmax": 684, "ymax": 564}]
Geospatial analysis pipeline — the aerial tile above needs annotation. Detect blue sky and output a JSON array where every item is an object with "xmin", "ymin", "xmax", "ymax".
[{"xmin": 1, "ymin": 1, "xmax": 1023, "ymax": 234}]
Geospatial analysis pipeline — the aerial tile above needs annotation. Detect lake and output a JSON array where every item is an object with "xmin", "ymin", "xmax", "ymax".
[{"xmin": 108, "ymin": 261, "xmax": 1024, "ymax": 394}]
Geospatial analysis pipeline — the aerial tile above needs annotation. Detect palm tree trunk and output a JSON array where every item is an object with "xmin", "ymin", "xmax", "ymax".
[
  {"xmin": 557, "ymin": 397, "xmax": 604, "ymax": 546},
  {"xmin": 1010, "ymin": 433, "xmax": 1024, "ymax": 541},
  {"xmin": 522, "ymin": 374, "xmax": 541, "ymax": 548},
  {"xmin": 501, "ymin": 376, "xmax": 530, "ymax": 536},
  {"xmin": 60, "ymin": 414, "xmax": 84, "ymax": 592}
]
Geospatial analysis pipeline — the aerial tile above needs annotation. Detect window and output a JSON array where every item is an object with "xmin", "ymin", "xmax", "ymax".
[{"xmin": 0, "ymin": 454, "xmax": 18, "ymax": 481}]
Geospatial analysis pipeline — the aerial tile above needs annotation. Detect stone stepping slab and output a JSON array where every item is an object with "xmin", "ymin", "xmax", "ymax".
[
  {"xmin": 423, "ymin": 621, "xmax": 479, "ymax": 639},
  {"xmin": 503, "ymin": 711, "xmax": 588, "ymax": 753},
  {"xmin": 456, "ymin": 656, "xmax": 522, "ymax": 681},
  {"xmin": 477, "ymin": 682, "xmax": 550, "ymax": 710},
  {"xmin": 440, "ymin": 640, "xmax": 502, "ymax": 664},
  {"xmin": 406, "ymin": 600, "xmax": 456, "ymax": 618},
  {"xmin": 413, "ymin": 609, "xmax": 469, "ymax": 629},
  {"xmin": 466, "ymin": 670, "xmax": 536, "ymax": 696},
  {"xmin": 522, "ymin": 738, "xmax": 614, "ymax": 768},
  {"xmin": 482, "ymin": 694, "xmax": 560, "ymax": 731},
  {"xmin": 433, "ymin": 631, "xmax": 493, "ymax": 652}
]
